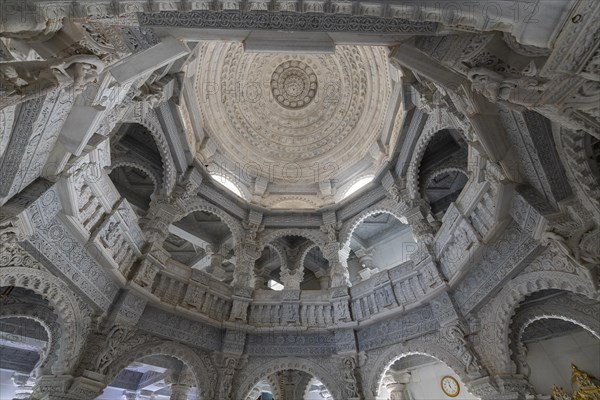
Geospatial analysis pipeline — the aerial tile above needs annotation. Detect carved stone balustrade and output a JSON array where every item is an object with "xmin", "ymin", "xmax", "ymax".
[
  {"xmin": 91, "ymin": 198, "xmax": 144, "ymax": 277},
  {"xmin": 433, "ymin": 177, "xmax": 504, "ymax": 282},
  {"xmin": 179, "ymin": 269, "xmax": 233, "ymax": 321}
]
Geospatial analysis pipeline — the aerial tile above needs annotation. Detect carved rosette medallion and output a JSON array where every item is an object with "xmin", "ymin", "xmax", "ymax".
[{"xmin": 271, "ymin": 60, "xmax": 318, "ymax": 109}]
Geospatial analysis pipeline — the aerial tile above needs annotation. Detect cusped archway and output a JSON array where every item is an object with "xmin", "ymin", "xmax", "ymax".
[
  {"xmin": 104, "ymin": 341, "xmax": 217, "ymax": 400},
  {"xmin": 365, "ymin": 339, "xmax": 478, "ymax": 398},
  {"xmin": 0, "ymin": 267, "xmax": 90, "ymax": 374},
  {"xmin": 234, "ymin": 357, "xmax": 342, "ymax": 400}
]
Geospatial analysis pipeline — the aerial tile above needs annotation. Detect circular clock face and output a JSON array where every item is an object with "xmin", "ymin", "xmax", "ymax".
[{"xmin": 441, "ymin": 375, "xmax": 460, "ymax": 397}]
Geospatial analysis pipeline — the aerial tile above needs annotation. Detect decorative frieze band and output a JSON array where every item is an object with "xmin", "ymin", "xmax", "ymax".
[{"xmin": 139, "ymin": 10, "xmax": 438, "ymax": 33}]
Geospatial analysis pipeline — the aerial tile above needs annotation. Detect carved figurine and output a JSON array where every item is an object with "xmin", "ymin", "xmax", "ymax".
[{"xmin": 0, "ymin": 55, "xmax": 105, "ymax": 103}]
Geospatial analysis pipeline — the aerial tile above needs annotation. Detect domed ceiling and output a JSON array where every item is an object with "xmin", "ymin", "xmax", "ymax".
[{"xmin": 194, "ymin": 43, "xmax": 403, "ymax": 209}]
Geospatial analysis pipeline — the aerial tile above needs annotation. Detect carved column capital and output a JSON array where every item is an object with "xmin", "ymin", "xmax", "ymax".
[
  {"xmin": 31, "ymin": 375, "xmax": 106, "ymax": 400},
  {"xmin": 468, "ymin": 375, "xmax": 534, "ymax": 400},
  {"xmin": 169, "ymin": 384, "xmax": 191, "ymax": 400}
]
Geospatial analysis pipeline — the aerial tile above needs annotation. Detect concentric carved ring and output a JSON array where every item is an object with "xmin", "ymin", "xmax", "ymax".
[{"xmin": 271, "ymin": 60, "xmax": 318, "ymax": 109}]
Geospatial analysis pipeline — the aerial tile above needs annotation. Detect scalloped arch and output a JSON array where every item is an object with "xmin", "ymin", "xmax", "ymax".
[
  {"xmin": 406, "ymin": 112, "xmax": 466, "ymax": 200},
  {"xmin": 260, "ymin": 229, "xmax": 327, "ymax": 253},
  {"xmin": 122, "ymin": 109, "xmax": 177, "ymax": 194},
  {"xmin": 105, "ymin": 341, "xmax": 217, "ymax": 400},
  {"xmin": 509, "ymin": 293, "xmax": 600, "ymax": 377},
  {"xmin": 0, "ymin": 302, "xmax": 61, "ymax": 374},
  {"xmin": 234, "ymin": 357, "xmax": 342, "ymax": 400},
  {"xmin": 264, "ymin": 242, "xmax": 288, "ymax": 272},
  {"xmin": 109, "ymin": 156, "xmax": 162, "ymax": 195},
  {"xmin": 476, "ymin": 266, "xmax": 598, "ymax": 375},
  {"xmin": 365, "ymin": 339, "xmax": 474, "ymax": 398},
  {"xmin": 421, "ymin": 167, "xmax": 469, "ymax": 199},
  {"xmin": 173, "ymin": 198, "xmax": 245, "ymax": 250},
  {"xmin": 0, "ymin": 267, "xmax": 89, "ymax": 374},
  {"xmin": 339, "ymin": 199, "xmax": 410, "ymax": 247}
]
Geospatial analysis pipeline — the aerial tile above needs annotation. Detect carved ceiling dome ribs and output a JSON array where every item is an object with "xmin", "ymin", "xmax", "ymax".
[
  {"xmin": 0, "ymin": 302, "xmax": 61, "ymax": 375},
  {"xmin": 194, "ymin": 42, "xmax": 394, "ymax": 186},
  {"xmin": 0, "ymin": 267, "xmax": 90, "ymax": 375},
  {"xmin": 105, "ymin": 341, "xmax": 216, "ymax": 400},
  {"xmin": 474, "ymin": 251, "xmax": 599, "ymax": 376},
  {"xmin": 234, "ymin": 357, "xmax": 342, "ymax": 400}
]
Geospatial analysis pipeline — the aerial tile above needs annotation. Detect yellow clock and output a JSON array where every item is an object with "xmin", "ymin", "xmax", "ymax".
[{"xmin": 441, "ymin": 375, "xmax": 460, "ymax": 397}]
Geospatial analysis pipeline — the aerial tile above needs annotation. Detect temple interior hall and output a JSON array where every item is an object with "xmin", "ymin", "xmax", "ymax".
[{"xmin": 0, "ymin": 0, "xmax": 599, "ymax": 399}]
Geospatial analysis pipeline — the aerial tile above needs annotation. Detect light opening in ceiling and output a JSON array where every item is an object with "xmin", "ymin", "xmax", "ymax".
[
  {"xmin": 267, "ymin": 279, "xmax": 284, "ymax": 291},
  {"xmin": 343, "ymin": 176, "xmax": 374, "ymax": 199},
  {"xmin": 210, "ymin": 174, "xmax": 244, "ymax": 199}
]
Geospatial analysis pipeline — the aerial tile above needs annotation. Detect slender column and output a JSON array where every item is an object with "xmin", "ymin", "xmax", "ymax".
[
  {"xmin": 205, "ymin": 244, "xmax": 227, "ymax": 280},
  {"xmin": 314, "ymin": 269, "xmax": 330, "ymax": 289},
  {"xmin": 31, "ymin": 375, "xmax": 106, "ymax": 400},
  {"xmin": 169, "ymin": 384, "xmax": 191, "ymax": 400},
  {"xmin": 11, "ymin": 372, "xmax": 35, "ymax": 400},
  {"xmin": 383, "ymin": 370, "xmax": 411, "ymax": 400}
]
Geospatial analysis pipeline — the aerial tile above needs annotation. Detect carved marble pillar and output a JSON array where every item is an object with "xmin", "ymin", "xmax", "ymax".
[
  {"xmin": 469, "ymin": 375, "xmax": 534, "ymax": 400},
  {"xmin": 229, "ymin": 286, "xmax": 253, "ymax": 323},
  {"xmin": 355, "ymin": 248, "xmax": 377, "ymax": 281},
  {"xmin": 121, "ymin": 390, "xmax": 137, "ymax": 400},
  {"xmin": 130, "ymin": 243, "xmax": 166, "ymax": 289},
  {"xmin": 31, "ymin": 375, "xmax": 106, "ymax": 400},
  {"xmin": 11, "ymin": 372, "xmax": 35, "ymax": 400},
  {"xmin": 205, "ymin": 244, "xmax": 227, "ymax": 280},
  {"xmin": 232, "ymin": 242, "xmax": 261, "ymax": 289},
  {"xmin": 324, "ymin": 242, "xmax": 351, "ymax": 288},
  {"xmin": 383, "ymin": 370, "xmax": 411, "ymax": 400},
  {"xmin": 169, "ymin": 384, "xmax": 191, "ymax": 400},
  {"xmin": 254, "ymin": 267, "xmax": 271, "ymax": 290},
  {"xmin": 280, "ymin": 247, "xmax": 304, "ymax": 290},
  {"xmin": 314, "ymin": 269, "xmax": 330, "ymax": 289}
]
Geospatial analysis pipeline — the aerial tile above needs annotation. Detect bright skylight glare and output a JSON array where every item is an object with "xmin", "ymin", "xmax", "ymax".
[
  {"xmin": 343, "ymin": 176, "xmax": 374, "ymax": 199},
  {"xmin": 267, "ymin": 279, "xmax": 284, "ymax": 291},
  {"xmin": 210, "ymin": 174, "xmax": 244, "ymax": 198}
]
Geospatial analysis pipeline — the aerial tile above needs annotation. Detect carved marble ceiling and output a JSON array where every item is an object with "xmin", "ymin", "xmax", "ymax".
[{"xmin": 193, "ymin": 42, "xmax": 402, "ymax": 209}]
